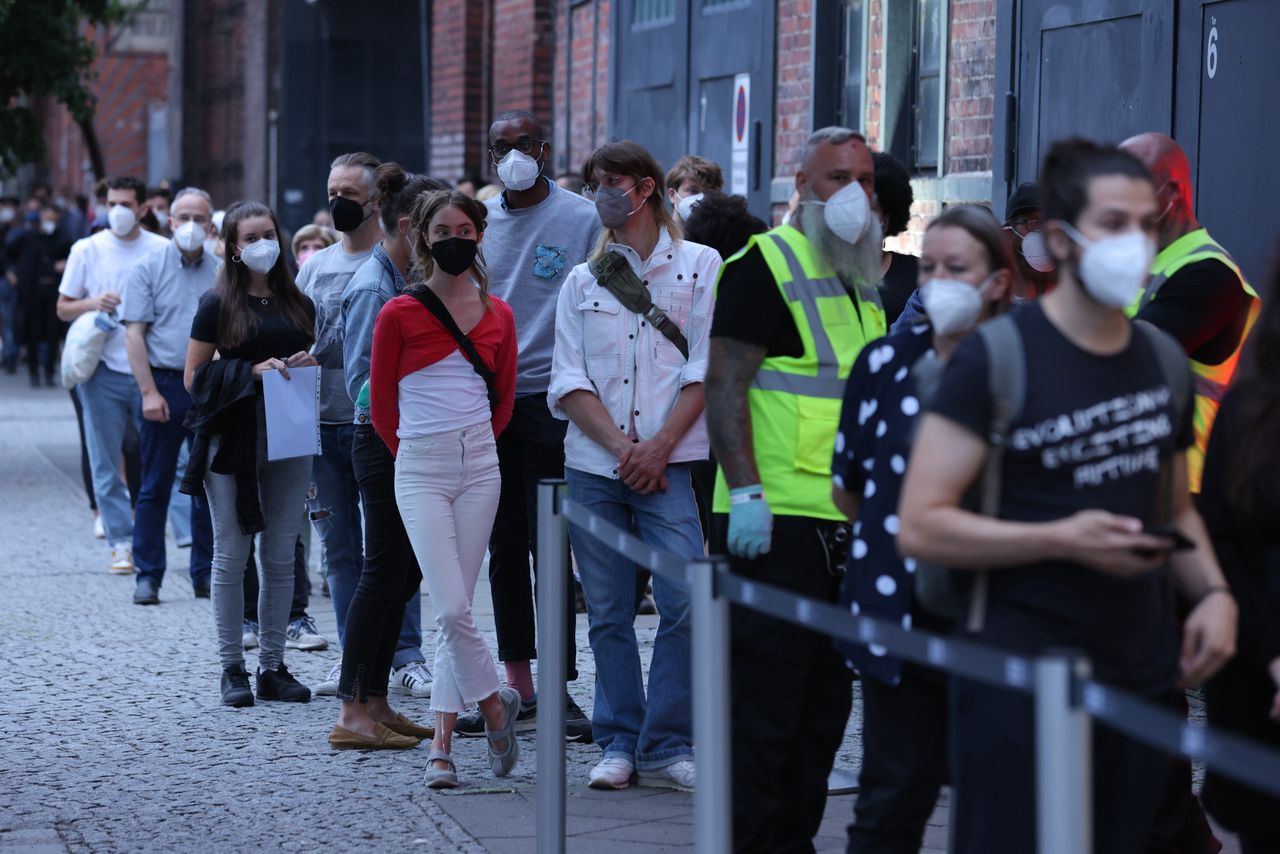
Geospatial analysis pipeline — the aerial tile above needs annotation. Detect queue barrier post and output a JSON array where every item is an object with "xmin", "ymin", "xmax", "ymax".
[
  {"xmin": 535, "ymin": 479, "xmax": 568, "ymax": 854},
  {"xmin": 1035, "ymin": 654, "xmax": 1092, "ymax": 854},
  {"xmin": 692, "ymin": 556, "xmax": 732, "ymax": 854}
]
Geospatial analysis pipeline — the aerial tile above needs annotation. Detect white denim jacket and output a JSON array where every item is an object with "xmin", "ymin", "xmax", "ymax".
[{"xmin": 549, "ymin": 228, "xmax": 721, "ymax": 479}]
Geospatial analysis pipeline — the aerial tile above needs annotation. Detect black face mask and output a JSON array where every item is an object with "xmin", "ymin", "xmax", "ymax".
[
  {"xmin": 329, "ymin": 195, "xmax": 369, "ymax": 233},
  {"xmin": 430, "ymin": 237, "xmax": 479, "ymax": 276}
]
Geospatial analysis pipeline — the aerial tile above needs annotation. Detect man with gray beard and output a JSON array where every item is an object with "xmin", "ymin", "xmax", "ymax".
[{"xmin": 704, "ymin": 127, "xmax": 885, "ymax": 852}]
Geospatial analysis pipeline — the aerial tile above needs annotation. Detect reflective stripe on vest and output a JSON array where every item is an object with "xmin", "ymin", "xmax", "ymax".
[
  {"xmin": 712, "ymin": 226, "xmax": 880, "ymax": 521},
  {"xmin": 1126, "ymin": 229, "xmax": 1259, "ymax": 492}
]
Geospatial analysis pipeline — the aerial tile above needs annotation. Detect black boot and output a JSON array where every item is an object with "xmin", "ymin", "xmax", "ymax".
[{"xmin": 221, "ymin": 665, "xmax": 255, "ymax": 707}]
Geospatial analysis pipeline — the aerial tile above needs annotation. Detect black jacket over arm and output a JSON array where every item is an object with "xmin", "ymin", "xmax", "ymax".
[{"xmin": 180, "ymin": 358, "xmax": 265, "ymax": 535}]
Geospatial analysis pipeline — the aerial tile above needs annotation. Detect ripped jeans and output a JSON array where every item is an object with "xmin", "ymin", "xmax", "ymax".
[
  {"xmin": 312, "ymin": 422, "xmax": 424, "ymax": 664},
  {"xmin": 311, "ymin": 423, "xmax": 364, "ymax": 647}
]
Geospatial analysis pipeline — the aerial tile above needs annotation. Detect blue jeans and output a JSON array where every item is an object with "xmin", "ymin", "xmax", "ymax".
[
  {"xmin": 132, "ymin": 369, "xmax": 212, "ymax": 586},
  {"xmin": 169, "ymin": 442, "xmax": 192, "ymax": 543},
  {"xmin": 313, "ymin": 423, "xmax": 422, "ymax": 664},
  {"xmin": 77, "ymin": 363, "xmax": 139, "ymax": 545},
  {"xmin": 566, "ymin": 464, "xmax": 699, "ymax": 769}
]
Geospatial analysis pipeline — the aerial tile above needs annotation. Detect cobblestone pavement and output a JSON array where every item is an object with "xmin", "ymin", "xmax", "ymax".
[{"xmin": 0, "ymin": 370, "xmax": 942, "ymax": 853}]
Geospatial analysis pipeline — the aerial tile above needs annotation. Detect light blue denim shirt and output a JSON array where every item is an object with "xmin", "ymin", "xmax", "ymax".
[{"xmin": 341, "ymin": 243, "xmax": 407, "ymax": 425}]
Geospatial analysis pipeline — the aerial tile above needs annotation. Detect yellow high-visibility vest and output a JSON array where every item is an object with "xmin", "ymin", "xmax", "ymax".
[
  {"xmin": 1125, "ymin": 228, "xmax": 1259, "ymax": 493},
  {"xmin": 713, "ymin": 225, "xmax": 886, "ymax": 520}
]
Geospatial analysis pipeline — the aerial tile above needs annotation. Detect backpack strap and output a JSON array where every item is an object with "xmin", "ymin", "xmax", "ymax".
[
  {"xmin": 405, "ymin": 285, "xmax": 500, "ymax": 414},
  {"xmin": 589, "ymin": 250, "xmax": 690, "ymax": 359},
  {"xmin": 1133, "ymin": 320, "xmax": 1192, "ymax": 526},
  {"xmin": 1133, "ymin": 320, "xmax": 1191, "ymax": 431},
  {"xmin": 968, "ymin": 314, "xmax": 1027, "ymax": 632}
]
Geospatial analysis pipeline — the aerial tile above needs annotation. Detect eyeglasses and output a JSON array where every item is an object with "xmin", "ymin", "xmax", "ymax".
[
  {"xmin": 1007, "ymin": 215, "xmax": 1043, "ymax": 237},
  {"xmin": 489, "ymin": 137, "xmax": 546, "ymax": 159}
]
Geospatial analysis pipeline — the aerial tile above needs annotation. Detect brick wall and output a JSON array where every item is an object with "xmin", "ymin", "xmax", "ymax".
[
  {"xmin": 556, "ymin": 0, "xmax": 609, "ymax": 175},
  {"xmin": 492, "ymin": 0, "xmax": 554, "ymax": 124},
  {"xmin": 946, "ymin": 0, "xmax": 995, "ymax": 174},
  {"xmin": 183, "ymin": 0, "xmax": 248, "ymax": 208},
  {"xmin": 430, "ymin": 0, "xmax": 489, "ymax": 183},
  {"xmin": 35, "ymin": 25, "xmax": 169, "ymax": 198},
  {"xmin": 773, "ymin": 0, "xmax": 811, "ymax": 184}
]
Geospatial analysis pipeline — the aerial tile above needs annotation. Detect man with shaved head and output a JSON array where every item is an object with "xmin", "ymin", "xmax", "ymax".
[
  {"xmin": 1119, "ymin": 130, "xmax": 1256, "ymax": 854},
  {"xmin": 1119, "ymin": 132, "xmax": 1258, "ymax": 495},
  {"xmin": 705, "ymin": 127, "xmax": 887, "ymax": 851}
]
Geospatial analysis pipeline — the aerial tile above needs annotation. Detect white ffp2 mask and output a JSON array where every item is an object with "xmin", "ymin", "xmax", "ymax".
[{"xmin": 1059, "ymin": 222, "xmax": 1154, "ymax": 309}]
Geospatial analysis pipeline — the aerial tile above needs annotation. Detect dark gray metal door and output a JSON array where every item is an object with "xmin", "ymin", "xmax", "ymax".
[
  {"xmin": 1013, "ymin": 1, "xmax": 1175, "ymax": 182},
  {"xmin": 687, "ymin": 0, "xmax": 775, "ymax": 213},
  {"xmin": 1176, "ymin": 0, "xmax": 1280, "ymax": 289},
  {"xmin": 611, "ymin": 0, "xmax": 775, "ymax": 215},
  {"xmin": 611, "ymin": 1, "xmax": 691, "ymax": 183}
]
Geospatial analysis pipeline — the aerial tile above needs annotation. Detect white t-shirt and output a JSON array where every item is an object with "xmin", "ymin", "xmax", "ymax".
[
  {"xmin": 60, "ymin": 228, "xmax": 170, "ymax": 374},
  {"xmin": 397, "ymin": 350, "xmax": 490, "ymax": 438}
]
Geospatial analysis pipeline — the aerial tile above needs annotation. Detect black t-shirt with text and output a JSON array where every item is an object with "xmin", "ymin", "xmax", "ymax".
[
  {"xmin": 190, "ymin": 290, "xmax": 314, "ymax": 365},
  {"xmin": 929, "ymin": 301, "xmax": 1193, "ymax": 691}
]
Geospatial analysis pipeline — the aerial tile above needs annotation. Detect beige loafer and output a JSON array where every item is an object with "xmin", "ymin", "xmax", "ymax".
[
  {"xmin": 384, "ymin": 713, "xmax": 435, "ymax": 739},
  {"xmin": 328, "ymin": 722, "xmax": 420, "ymax": 750}
]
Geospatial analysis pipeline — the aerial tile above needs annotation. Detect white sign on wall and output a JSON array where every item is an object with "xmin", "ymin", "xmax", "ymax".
[{"xmin": 731, "ymin": 73, "xmax": 751, "ymax": 196}]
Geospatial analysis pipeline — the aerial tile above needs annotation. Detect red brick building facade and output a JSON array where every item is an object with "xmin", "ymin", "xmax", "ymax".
[{"xmin": 30, "ymin": 0, "xmax": 999, "ymax": 249}]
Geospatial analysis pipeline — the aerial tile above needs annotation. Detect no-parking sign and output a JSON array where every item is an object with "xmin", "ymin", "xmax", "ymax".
[{"xmin": 731, "ymin": 73, "xmax": 750, "ymax": 195}]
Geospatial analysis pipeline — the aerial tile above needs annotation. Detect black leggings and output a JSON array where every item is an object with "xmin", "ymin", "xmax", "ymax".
[{"xmin": 337, "ymin": 425, "xmax": 421, "ymax": 702}]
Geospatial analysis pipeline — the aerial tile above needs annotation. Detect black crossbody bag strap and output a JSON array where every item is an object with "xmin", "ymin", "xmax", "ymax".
[{"xmin": 406, "ymin": 285, "xmax": 499, "ymax": 413}]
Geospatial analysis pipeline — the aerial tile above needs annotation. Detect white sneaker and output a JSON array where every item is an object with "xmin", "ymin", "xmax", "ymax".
[
  {"xmin": 109, "ymin": 544, "xmax": 134, "ymax": 575},
  {"xmin": 284, "ymin": 615, "xmax": 329, "ymax": 651},
  {"xmin": 242, "ymin": 621, "xmax": 259, "ymax": 650},
  {"xmin": 638, "ymin": 759, "xmax": 695, "ymax": 792},
  {"xmin": 588, "ymin": 755, "xmax": 636, "ymax": 790},
  {"xmin": 314, "ymin": 662, "xmax": 342, "ymax": 696},
  {"xmin": 390, "ymin": 661, "xmax": 433, "ymax": 698},
  {"xmin": 93, "ymin": 515, "xmax": 104, "ymax": 539}
]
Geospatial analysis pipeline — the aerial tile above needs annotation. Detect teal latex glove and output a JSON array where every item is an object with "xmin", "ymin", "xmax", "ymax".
[{"xmin": 728, "ymin": 485, "xmax": 773, "ymax": 560}]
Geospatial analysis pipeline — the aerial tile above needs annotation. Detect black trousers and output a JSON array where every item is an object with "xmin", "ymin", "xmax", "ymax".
[
  {"xmin": 847, "ymin": 664, "xmax": 948, "ymax": 854},
  {"xmin": 952, "ymin": 676, "xmax": 1172, "ymax": 854},
  {"xmin": 488, "ymin": 394, "xmax": 577, "ymax": 680},
  {"xmin": 337, "ymin": 425, "xmax": 422, "ymax": 701},
  {"xmin": 243, "ymin": 537, "xmax": 309, "ymax": 623},
  {"xmin": 1146, "ymin": 691, "xmax": 1219, "ymax": 853},
  {"xmin": 20, "ymin": 282, "xmax": 59, "ymax": 379},
  {"xmin": 717, "ymin": 513, "xmax": 854, "ymax": 854}
]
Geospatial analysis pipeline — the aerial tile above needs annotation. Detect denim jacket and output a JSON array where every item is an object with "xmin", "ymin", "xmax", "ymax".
[{"xmin": 341, "ymin": 243, "xmax": 408, "ymax": 424}]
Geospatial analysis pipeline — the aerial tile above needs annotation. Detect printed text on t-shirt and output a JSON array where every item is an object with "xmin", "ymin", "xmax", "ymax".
[{"xmin": 1010, "ymin": 385, "xmax": 1173, "ymax": 489}]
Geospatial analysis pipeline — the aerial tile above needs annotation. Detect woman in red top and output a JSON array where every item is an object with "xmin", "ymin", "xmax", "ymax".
[{"xmin": 369, "ymin": 189, "xmax": 520, "ymax": 787}]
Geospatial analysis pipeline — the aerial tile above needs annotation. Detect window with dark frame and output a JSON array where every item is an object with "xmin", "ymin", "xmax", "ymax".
[
  {"xmin": 633, "ymin": 0, "xmax": 675, "ymax": 26},
  {"xmin": 812, "ymin": 0, "xmax": 867, "ymax": 133},
  {"xmin": 914, "ymin": 0, "xmax": 944, "ymax": 170}
]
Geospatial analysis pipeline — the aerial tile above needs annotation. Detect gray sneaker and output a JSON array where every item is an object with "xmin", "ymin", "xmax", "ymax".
[
  {"xmin": 242, "ymin": 620, "xmax": 259, "ymax": 650},
  {"xmin": 485, "ymin": 687, "xmax": 521, "ymax": 778}
]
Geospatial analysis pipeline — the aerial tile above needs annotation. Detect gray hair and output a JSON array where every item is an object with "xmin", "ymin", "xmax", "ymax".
[
  {"xmin": 172, "ymin": 187, "xmax": 213, "ymax": 210},
  {"xmin": 802, "ymin": 126, "xmax": 867, "ymax": 169}
]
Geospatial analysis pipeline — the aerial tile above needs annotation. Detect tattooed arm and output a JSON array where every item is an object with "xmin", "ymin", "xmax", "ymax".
[{"xmin": 705, "ymin": 336, "xmax": 768, "ymax": 489}]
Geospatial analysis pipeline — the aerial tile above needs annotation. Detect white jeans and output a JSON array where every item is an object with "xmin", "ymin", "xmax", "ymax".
[{"xmin": 395, "ymin": 422, "xmax": 502, "ymax": 714}]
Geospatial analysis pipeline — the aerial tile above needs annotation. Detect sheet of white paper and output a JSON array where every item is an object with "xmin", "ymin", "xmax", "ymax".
[{"xmin": 262, "ymin": 365, "xmax": 321, "ymax": 461}]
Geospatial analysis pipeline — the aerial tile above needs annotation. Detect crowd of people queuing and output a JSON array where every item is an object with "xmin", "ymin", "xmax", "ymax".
[{"xmin": 5, "ymin": 109, "xmax": 1279, "ymax": 851}]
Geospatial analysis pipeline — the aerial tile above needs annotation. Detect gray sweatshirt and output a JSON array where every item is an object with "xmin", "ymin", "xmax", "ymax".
[
  {"xmin": 484, "ymin": 179, "xmax": 602, "ymax": 396},
  {"xmin": 296, "ymin": 240, "xmax": 375, "ymax": 424}
]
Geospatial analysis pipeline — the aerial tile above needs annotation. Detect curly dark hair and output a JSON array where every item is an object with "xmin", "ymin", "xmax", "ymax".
[
  {"xmin": 682, "ymin": 191, "xmax": 768, "ymax": 260},
  {"xmin": 872, "ymin": 151, "xmax": 914, "ymax": 238}
]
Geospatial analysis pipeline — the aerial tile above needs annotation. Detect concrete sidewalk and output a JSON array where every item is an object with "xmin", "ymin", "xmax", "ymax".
[{"xmin": 0, "ymin": 367, "xmax": 926, "ymax": 852}]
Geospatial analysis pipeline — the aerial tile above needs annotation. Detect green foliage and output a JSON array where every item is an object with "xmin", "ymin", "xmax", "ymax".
[{"xmin": 0, "ymin": 0, "xmax": 134, "ymax": 176}]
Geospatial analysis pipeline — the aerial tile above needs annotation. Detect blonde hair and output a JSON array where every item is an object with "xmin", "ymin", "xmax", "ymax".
[
  {"xmin": 407, "ymin": 189, "xmax": 491, "ymax": 307},
  {"xmin": 581, "ymin": 140, "xmax": 682, "ymax": 261},
  {"xmin": 290, "ymin": 224, "xmax": 338, "ymax": 261}
]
